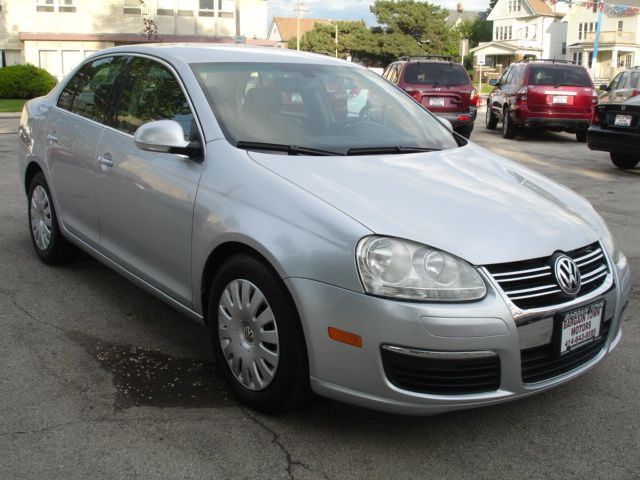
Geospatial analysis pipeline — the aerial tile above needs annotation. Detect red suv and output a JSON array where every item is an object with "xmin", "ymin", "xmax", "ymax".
[
  {"xmin": 486, "ymin": 59, "xmax": 597, "ymax": 141},
  {"xmin": 382, "ymin": 56, "xmax": 479, "ymax": 138}
]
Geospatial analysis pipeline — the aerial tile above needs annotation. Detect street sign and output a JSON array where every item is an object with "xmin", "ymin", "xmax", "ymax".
[{"xmin": 477, "ymin": 54, "xmax": 486, "ymax": 66}]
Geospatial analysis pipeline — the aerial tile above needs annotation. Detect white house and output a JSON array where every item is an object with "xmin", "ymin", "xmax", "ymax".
[
  {"xmin": 0, "ymin": 0, "xmax": 271, "ymax": 79},
  {"xmin": 471, "ymin": 0, "xmax": 569, "ymax": 75},
  {"xmin": 562, "ymin": 0, "xmax": 640, "ymax": 82}
]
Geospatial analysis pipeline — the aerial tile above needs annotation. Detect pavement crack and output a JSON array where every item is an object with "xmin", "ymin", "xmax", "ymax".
[{"xmin": 242, "ymin": 409, "xmax": 330, "ymax": 480}]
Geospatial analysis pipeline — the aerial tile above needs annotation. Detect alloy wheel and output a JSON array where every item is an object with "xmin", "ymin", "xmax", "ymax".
[{"xmin": 30, "ymin": 185, "xmax": 52, "ymax": 251}]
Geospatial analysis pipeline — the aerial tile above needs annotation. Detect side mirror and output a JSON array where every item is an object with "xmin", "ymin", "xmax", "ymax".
[
  {"xmin": 134, "ymin": 120, "xmax": 201, "ymax": 158},
  {"xmin": 437, "ymin": 116, "xmax": 453, "ymax": 131},
  {"xmin": 599, "ymin": 84, "xmax": 610, "ymax": 92},
  {"xmin": 488, "ymin": 79, "xmax": 498, "ymax": 87}
]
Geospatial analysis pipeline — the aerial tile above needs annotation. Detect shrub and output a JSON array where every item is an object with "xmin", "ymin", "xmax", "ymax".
[{"xmin": 0, "ymin": 64, "xmax": 57, "ymax": 99}]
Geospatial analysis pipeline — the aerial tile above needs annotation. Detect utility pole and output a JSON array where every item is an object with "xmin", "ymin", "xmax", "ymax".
[
  {"xmin": 335, "ymin": 21, "xmax": 338, "ymax": 58},
  {"xmin": 296, "ymin": 0, "xmax": 303, "ymax": 51}
]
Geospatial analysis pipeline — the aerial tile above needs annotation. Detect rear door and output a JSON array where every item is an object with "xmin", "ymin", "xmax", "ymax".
[
  {"xmin": 45, "ymin": 56, "xmax": 127, "ymax": 245},
  {"xmin": 525, "ymin": 64, "xmax": 594, "ymax": 116},
  {"xmin": 94, "ymin": 56, "xmax": 203, "ymax": 306}
]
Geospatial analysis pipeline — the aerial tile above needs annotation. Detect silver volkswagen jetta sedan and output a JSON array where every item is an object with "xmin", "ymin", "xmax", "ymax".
[{"xmin": 18, "ymin": 45, "xmax": 631, "ymax": 415}]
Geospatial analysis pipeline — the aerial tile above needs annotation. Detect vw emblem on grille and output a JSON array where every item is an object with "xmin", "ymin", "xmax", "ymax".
[{"xmin": 553, "ymin": 254, "xmax": 581, "ymax": 295}]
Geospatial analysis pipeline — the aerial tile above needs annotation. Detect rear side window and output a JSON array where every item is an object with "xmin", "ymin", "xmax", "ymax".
[
  {"xmin": 527, "ymin": 65, "xmax": 592, "ymax": 87},
  {"xmin": 113, "ymin": 58, "xmax": 195, "ymax": 139},
  {"xmin": 403, "ymin": 63, "xmax": 469, "ymax": 86},
  {"xmin": 630, "ymin": 71, "xmax": 639, "ymax": 89},
  {"xmin": 57, "ymin": 56, "xmax": 126, "ymax": 123}
]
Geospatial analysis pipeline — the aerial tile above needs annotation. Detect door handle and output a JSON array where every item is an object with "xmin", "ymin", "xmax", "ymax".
[
  {"xmin": 46, "ymin": 132, "xmax": 58, "ymax": 144},
  {"xmin": 98, "ymin": 153, "xmax": 114, "ymax": 168}
]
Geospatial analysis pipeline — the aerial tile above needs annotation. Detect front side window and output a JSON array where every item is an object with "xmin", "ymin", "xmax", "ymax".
[
  {"xmin": 114, "ymin": 58, "xmax": 195, "ymax": 139},
  {"xmin": 192, "ymin": 62, "xmax": 459, "ymax": 154},
  {"xmin": 57, "ymin": 56, "xmax": 126, "ymax": 123}
]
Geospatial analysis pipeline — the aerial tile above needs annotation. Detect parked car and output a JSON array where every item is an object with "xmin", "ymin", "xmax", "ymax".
[
  {"xmin": 598, "ymin": 66, "xmax": 640, "ymax": 103},
  {"xmin": 588, "ymin": 91, "xmax": 640, "ymax": 169},
  {"xmin": 382, "ymin": 55, "xmax": 479, "ymax": 138},
  {"xmin": 19, "ymin": 45, "xmax": 630, "ymax": 416},
  {"xmin": 486, "ymin": 59, "xmax": 597, "ymax": 141}
]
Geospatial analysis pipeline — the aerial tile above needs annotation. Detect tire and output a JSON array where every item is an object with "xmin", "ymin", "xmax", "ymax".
[
  {"xmin": 455, "ymin": 126, "xmax": 473, "ymax": 139},
  {"xmin": 486, "ymin": 101, "xmax": 498, "ymax": 130},
  {"xmin": 610, "ymin": 152, "xmax": 639, "ymax": 170},
  {"xmin": 27, "ymin": 172, "xmax": 74, "ymax": 264},
  {"xmin": 209, "ymin": 254, "xmax": 312, "ymax": 413},
  {"xmin": 576, "ymin": 130, "xmax": 587, "ymax": 143},
  {"xmin": 502, "ymin": 107, "xmax": 517, "ymax": 139}
]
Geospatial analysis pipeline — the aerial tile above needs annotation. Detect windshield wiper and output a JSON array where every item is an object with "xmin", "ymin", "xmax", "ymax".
[
  {"xmin": 236, "ymin": 141, "xmax": 344, "ymax": 156},
  {"xmin": 346, "ymin": 146, "xmax": 441, "ymax": 156}
]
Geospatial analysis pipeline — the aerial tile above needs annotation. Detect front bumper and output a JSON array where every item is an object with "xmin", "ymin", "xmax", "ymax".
[
  {"xmin": 588, "ymin": 125, "xmax": 639, "ymax": 155},
  {"xmin": 286, "ymin": 253, "xmax": 630, "ymax": 415}
]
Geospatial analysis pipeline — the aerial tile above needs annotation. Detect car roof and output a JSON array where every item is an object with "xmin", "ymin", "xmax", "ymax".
[{"xmin": 86, "ymin": 43, "xmax": 360, "ymax": 68}]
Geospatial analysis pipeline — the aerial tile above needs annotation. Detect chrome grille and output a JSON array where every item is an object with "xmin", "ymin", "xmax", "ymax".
[{"xmin": 485, "ymin": 243, "xmax": 608, "ymax": 310}]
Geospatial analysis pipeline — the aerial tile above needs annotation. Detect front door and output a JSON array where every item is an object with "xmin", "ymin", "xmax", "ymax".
[{"xmin": 94, "ymin": 57, "xmax": 203, "ymax": 306}]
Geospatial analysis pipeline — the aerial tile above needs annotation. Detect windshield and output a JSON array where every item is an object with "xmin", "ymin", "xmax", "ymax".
[
  {"xmin": 191, "ymin": 62, "xmax": 459, "ymax": 154},
  {"xmin": 403, "ymin": 63, "xmax": 469, "ymax": 86},
  {"xmin": 528, "ymin": 65, "xmax": 592, "ymax": 87}
]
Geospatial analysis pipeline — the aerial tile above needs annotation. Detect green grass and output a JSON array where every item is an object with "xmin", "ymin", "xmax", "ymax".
[
  {"xmin": 0, "ymin": 99, "xmax": 27, "ymax": 113},
  {"xmin": 473, "ymin": 82, "xmax": 494, "ymax": 95}
]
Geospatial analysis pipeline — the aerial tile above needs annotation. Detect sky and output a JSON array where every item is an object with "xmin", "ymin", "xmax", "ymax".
[{"xmin": 267, "ymin": 0, "xmax": 492, "ymax": 25}]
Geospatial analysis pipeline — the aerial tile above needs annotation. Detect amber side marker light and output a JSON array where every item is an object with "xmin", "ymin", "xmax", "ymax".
[{"xmin": 328, "ymin": 327, "xmax": 363, "ymax": 348}]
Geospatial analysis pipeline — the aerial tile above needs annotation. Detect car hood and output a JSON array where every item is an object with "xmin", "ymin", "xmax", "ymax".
[{"xmin": 247, "ymin": 143, "xmax": 605, "ymax": 265}]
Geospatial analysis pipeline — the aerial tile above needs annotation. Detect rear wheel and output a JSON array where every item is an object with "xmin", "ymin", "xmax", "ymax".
[
  {"xmin": 209, "ymin": 254, "xmax": 312, "ymax": 413},
  {"xmin": 27, "ymin": 172, "xmax": 75, "ymax": 264},
  {"xmin": 610, "ymin": 153, "xmax": 639, "ymax": 169},
  {"xmin": 502, "ymin": 107, "xmax": 517, "ymax": 139},
  {"xmin": 485, "ymin": 102, "xmax": 498, "ymax": 130},
  {"xmin": 576, "ymin": 130, "xmax": 587, "ymax": 143},
  {"xmin": 455, "ymin": 126, "xmax": 473, "ymax": 139}
]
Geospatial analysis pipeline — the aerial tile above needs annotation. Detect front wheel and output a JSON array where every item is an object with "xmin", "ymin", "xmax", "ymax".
[
  {"xmin": 610, "ymin": 152, "xmax": 639, "ymax": 169},
  {"xmin": 209, "ymin": 255, "xmax": 312, "ymax": 413},
  {"xmin": 27, "ymin": 172, "xmax": 75, "ymax": 264}
]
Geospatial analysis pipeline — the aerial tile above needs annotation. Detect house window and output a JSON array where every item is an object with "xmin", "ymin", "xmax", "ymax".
[
  {"xmin": 517, "ymin": 0, "xmax": 522, "ymax": 11},
  {"xmin": 157, "ymin": 0, "xmax": 175, "ymax": 15},
  {"xmin": 36, "ymin": 0, "xmax": 54, "ymax": 12},
  {"xmin": 578, "ymin": 23, "xmax": 583, "ymax": 40},
  {"xmin": 508, "ymin": 26, "xmax": 512, "ymax": 39},
  {"xmin": 219, "ymin": 0, "xmax": 234, "ymax": 17},
  {"xmin": 495, "ymin": 27, "xmax": 499, "ymax": 40},
  {"xmin": 199, "ymin": 0, "xmax": 214, "ymax": 16},
  {"xmin": 588, "ymin": 51, "xmax": 594, "ymax": 67},
  {"xmin": 177, "ymin": 0, "xmax": 194, "ymax": 16},
  {"xmin": 573, "ymin": 52, "xmax": 583, "ymax": 65},
  {"xmin": 123, "ymin": 0, "xmax": 141, "ymax": 15},
  {"xmin": 617, "ymin": 21, "xmax": 623, "ymax": 32}
]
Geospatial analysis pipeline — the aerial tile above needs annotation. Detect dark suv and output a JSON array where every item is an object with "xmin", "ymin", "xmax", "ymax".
[
  {"xmin": 486, "ymin": 59, "xmax": 597, "ymax": 141},
  {"xmin": 382, "ymin": 56, "xmax": 479, "ymax": 138}
]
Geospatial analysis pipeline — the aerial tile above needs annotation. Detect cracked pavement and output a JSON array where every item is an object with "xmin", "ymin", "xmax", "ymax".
[{"xmin": 1, "ymin": 116, "xmax": 639, "ymax": 479}]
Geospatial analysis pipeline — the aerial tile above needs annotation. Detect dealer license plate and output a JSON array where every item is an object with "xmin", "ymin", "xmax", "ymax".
[
  {"xmin": 559, "ymin": 300, "xmax": 604, "ymax": 355},
  {"xmin": 552, "ymin": 95, "xmax": 568, "ymax": 104},
  {"xmin": 614, "ymin": 114, "xmax": 632, "ymax": 127},
  {"xmin": 429, "ymin": 97, "xmax": 445, "ymax": 107}
]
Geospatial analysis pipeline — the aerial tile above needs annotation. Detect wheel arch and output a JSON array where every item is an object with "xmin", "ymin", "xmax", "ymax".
[
  {"xmin": 200, "ymin": 240, "xmax": 291, "ymax": 327},
  {"xmin": 24, "ymin": 161, "xmax": 44, "ymax": 195}
]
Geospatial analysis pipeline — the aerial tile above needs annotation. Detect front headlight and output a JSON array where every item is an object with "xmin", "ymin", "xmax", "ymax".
[
  {"xmin": 601, "ymin": 224, "xmax": 621, "ymax": 264},
  {"xmin": 356, "ymin": 236, "xmax": 487, "ymax": 301}
]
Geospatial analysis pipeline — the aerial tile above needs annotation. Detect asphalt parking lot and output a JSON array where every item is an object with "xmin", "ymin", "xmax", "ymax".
[{"xmin": 1, "ymin": 113, "xmax": 638, "ymax": 480}]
